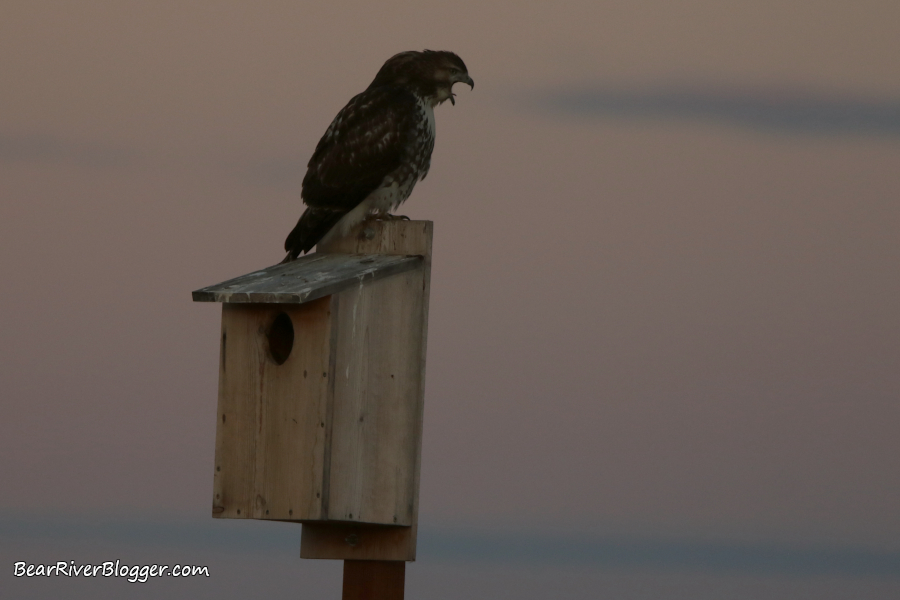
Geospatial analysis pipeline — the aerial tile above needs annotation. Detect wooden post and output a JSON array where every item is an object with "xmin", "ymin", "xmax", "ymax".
[{"xmin": 342, "ymin": 560, "xmax": 405, "ymax": 600}]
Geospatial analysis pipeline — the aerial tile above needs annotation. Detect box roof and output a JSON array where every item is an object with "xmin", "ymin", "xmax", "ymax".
[{"xmin": 192, "ymin": 252, "xmax": 422, "ymax": 304}]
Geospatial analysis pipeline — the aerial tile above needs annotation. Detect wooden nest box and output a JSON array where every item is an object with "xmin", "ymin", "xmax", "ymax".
[{"xmin": 192, "ymin": 220, "xmax": 432, "ymax": 561}]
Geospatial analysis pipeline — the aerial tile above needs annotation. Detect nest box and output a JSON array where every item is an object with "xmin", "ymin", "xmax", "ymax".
[{"xmin": 192, "ymin": 220, "xmax": 432, "ymax": 561}]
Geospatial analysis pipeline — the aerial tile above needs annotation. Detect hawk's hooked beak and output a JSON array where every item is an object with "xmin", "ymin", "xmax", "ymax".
[{"xmin": 449, "ymin": 75, "xmax": 474, "ymax": 105}]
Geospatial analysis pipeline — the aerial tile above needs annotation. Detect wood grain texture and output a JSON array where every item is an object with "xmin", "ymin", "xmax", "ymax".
[
  {"xmin": 212, "ymin": 298, "xmax": 333, "ymax": 521},
  {"xmin": 342, "ymin": 560, "xmax": 405, "ymax": 600},
  {"xmin": 301, "ymin": 220, "xmax": 433, "ymax": 560},
  {"xmin": 301, "ymin": 523, "xmax": 418, "ymax": 562},
  {"xmin": 193, "ymin": 253, "xmax": 422, "ymax": 304},
  {"xmin": 327, "ymin": 270, "xmax": 421, "ymax": 526}
]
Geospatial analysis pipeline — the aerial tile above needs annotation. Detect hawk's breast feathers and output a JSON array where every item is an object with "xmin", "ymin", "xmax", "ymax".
[{"xmin": 305, "ymin": 87, "xmax": 434, "ymax": 212}]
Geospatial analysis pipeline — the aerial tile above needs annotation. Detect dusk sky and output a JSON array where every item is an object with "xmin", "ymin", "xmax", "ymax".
[{"xmin": 2, "ymin": 2, "xmax": 899, "ymax": 598}]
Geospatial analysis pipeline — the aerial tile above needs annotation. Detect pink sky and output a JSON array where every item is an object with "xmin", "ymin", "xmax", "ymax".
[{"xmin": 2, "ymin": 0, "xmax": 899, "ymax": 567}]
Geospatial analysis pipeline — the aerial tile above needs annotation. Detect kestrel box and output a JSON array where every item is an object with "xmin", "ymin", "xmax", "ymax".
[{"xmin": 193, "ymin": 221, "xmax": 432, "ymax": 561}]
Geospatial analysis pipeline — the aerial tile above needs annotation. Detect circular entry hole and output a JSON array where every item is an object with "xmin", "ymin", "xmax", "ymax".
[{"xmin": 267, "ymin": 312, "xmax": 294, "ymax": 365}]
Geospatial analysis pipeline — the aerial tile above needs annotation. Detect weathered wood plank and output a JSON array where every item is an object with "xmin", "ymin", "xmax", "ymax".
[
  {"xmin": 213, "ymin": 299, "xmax": 332, "ymax": 522},
  {"xmin": 212, "ymin": 306, "xmax": 259, "ymax": 519},
  {"xmin": 301, "ymin": 523, "xmax": 415, "ymax": 562},
  {"xmin": 258, "ymin": 298, "xmax": 333, "ymax": 521},
  {"xmin": 301, "ymin": 220, "xmax": 433, "ymax": 560},
  {"xmin": 326, "ymin": 271, "xmax": 422, "ymax": 526},
  {"xmin": 193, "ymin": 253, "xmax": 422, "ymax": 304}
]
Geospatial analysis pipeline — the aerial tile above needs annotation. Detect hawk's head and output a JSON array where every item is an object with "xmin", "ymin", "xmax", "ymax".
[{"xmin": 369, "ymin": 50, "xmax": 474, "ymax": 107}]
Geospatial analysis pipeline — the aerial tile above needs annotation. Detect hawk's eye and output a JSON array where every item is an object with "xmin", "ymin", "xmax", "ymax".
[{"xmin": 449, "ymin": 68, "xmax": 459, "ymax": 75}]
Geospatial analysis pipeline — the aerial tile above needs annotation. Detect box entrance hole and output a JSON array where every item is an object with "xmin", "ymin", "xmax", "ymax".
[{"xmin": 267, "ymin": 312, "xmax": 294, "ymax": 365}]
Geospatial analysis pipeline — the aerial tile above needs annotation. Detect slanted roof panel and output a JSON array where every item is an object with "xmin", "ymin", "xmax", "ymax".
[{"xmin": 192, "ymin": 253, "xmax": 423, "ymax": 304}]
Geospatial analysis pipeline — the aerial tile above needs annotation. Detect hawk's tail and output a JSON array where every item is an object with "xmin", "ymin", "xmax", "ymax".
[{"xmin": 282, "ymin": 206, "xmax": 348, "ymax": 261}]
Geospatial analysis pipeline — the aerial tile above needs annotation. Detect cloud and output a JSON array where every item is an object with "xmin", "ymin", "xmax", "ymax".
[
  {"xmin": 419, "ymin": 529, "xmax": 900, "ymax": 577},
  {"xmin": 0, "ymin": 133, "xmax": 138, "ymax": 168},
  {"xmin": 534, "ymin": 85, "xmax": 900, "ymax": 139},
  {"xmin": 4, "ymin": 513, "xmax": 899, "ymax": 577},
  {"xmin": 0, "ymin": 513, "xmax": 296, "ymax": 556},
  {"xmin": 0, "ymin": 131, "xmax": 299, "ymax": 189}
]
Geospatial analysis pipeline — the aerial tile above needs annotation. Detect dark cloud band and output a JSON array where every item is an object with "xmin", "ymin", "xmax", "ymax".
[{"xmin": 536, "ymin": 86, "xmax": 900, "ymax": 138}]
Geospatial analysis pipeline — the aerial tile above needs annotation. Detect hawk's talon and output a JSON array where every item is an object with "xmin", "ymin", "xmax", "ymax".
[{"xmin": 373, "ymin": 214, "xmax": 410, "ymax": 222}]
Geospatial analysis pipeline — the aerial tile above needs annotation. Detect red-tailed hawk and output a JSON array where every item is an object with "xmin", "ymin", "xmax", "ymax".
[{"xmin": 282, "ymin": 50, "xmax": 473, "ymax": 261}]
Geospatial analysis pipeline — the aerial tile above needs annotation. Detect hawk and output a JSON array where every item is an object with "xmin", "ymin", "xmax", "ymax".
[{"xmin": 282, "ymin": 50, "xmax": 473, "ymax": 261}]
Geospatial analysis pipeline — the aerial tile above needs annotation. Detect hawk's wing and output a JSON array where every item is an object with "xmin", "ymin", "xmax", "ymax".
[{"xmin": 283, "ymin": 86, "xmax": 420, "ymax": 258}]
